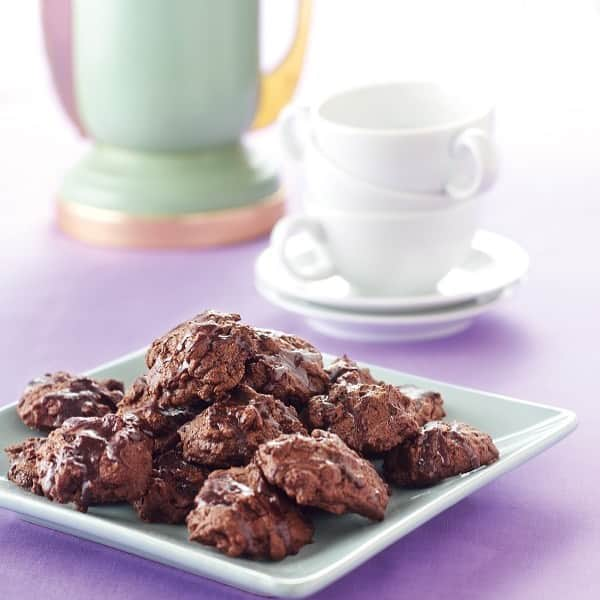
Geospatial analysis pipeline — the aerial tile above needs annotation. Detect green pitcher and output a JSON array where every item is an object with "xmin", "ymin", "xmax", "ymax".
[{"xmin": 42, "ymin": 0, "xmax": 311, "ymax": 247}]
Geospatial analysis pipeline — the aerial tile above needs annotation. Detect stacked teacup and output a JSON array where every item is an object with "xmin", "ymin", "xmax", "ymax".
[{"xmin": 259, "ymin": 82, "xmax": 527, "ymax": 341}]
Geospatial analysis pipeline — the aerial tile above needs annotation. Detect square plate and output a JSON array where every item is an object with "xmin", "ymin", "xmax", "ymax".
[{"xmin": 0, "ymin": 349, "xmax": 576, "ymax": 598}]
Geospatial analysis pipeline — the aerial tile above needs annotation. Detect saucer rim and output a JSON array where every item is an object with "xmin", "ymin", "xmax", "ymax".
[
  {"xmin": 305, "ymin": 318, "xmax": 473, "ymax": 343},
  {"xmin": 255, "ymin": 278, "xmax": 516, "ymax": 325},
  {"xmin": 255, "ymin": 230, "xmax": 529, "ymax": 313}
]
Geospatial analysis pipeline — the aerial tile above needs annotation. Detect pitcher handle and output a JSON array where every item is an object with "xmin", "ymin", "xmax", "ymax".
[{"xmin": 252, "ymin": 0, "xmax": 312, "ymax": 129}]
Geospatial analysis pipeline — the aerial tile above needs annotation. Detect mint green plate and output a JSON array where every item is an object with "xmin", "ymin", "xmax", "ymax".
[{"xmin": 0, "ymin": 350, "xmax": 576, "ymax": 598}]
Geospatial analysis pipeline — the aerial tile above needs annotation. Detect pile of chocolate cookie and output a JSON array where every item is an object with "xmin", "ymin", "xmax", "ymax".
[{"xmin": 5, "ymin": 311, "xmax": 499, "ymax": 560}]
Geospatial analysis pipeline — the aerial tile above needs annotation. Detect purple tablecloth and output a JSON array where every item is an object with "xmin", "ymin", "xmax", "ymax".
[{"xmin": 1, "ymin": 106, "xmax": 598, "ymax": 598}]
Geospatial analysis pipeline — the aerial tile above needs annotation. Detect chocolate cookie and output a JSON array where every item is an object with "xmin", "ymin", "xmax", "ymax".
[
  {"xmin": 117, "ymin": 376, "xmax": 203, "ymax": 454},
  {"xmin": 383, "ymin": 421, "xmax": 499, "ymax": 487},
  {"xmin": 326, "ymin": 355, "xmax": 378, "ymax": 386},
  {"xmin": 302, "ymin": 381, "xmax": 419, "ymax": 455},
  {"xmin": 4, "ymin": 437, "xmax": 45, "ymax": 495},
  {"xmin": 17, "ymin": 372, "xmax": 123, "ymax": 431},
  {"xmin": 178, "ymin": 385, "xmax": 306, "ymax": 467},
  {"xmin": 243, "ymin": 328, "xmax": 328, "ymax": 406},
  {"xmin": 187, "ymin": 462, "xmax": 313, "ymax": 560},
  {"xmin": 133, "ymin": 446, "xmax": 207, "ymax": 524},
  {"xmin": 145, "ymin": 311, "xmax": 258, "ymax": 406},
  {"xmin": 325, "ymin": 356, "xmax": 445, "ymax": 428},
  {"xmin": 397, "ymin": 385, "xmax": 446, "ymax": 426},
  {"xmin": 37, "ymin": 413, "xmax": 152, "ymax": 511},
  {"xmin": 255, "ymin": 430, "xmax": 390, "ymax": 521},
  {"xmin": 146, "ymin": 311, "xmax": 328, "ymax": 408}
]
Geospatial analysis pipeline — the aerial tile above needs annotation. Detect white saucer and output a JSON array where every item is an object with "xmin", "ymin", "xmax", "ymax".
[
  {"xmin": 256, "ymin": 279, "xmax": 518, "ymax": 342},
  {"xmin": 255, "ymin": 230, "xmax": 528, "ymax": 313}
]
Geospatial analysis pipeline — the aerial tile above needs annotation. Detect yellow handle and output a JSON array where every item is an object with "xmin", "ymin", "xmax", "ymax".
[{"xmin": 252, "ymin": 0, "xmax": 312, "ymax": 129}]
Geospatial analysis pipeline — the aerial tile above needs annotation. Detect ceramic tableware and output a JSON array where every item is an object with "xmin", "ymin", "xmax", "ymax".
[
  {"xmin": 256, "ymin": 278, "xmax": 517, "ymax": 342},
  {"xmin": 0, "ymin": 349, "xmax": 576, "ymax": 597},
  {"xmin": 42, "ymin": 0, "xmax": 312, "ymax": 247},
  {"xmin": 270, "ymin": 197, "xmax": 479, "ymax": 296},
  {"xmin": 255, "ymin": 230, "xmax": 529, "ymax": 313},
  {"xmin": 279, "ymin": 81, "xmax": 496, "ymax": 198},
  {"xmin": 302, "ymin": 134, "xmax": 462, "ymax": 212}
]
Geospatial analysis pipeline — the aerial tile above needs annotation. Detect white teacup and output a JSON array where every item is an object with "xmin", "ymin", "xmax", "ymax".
[
  {"xmin": 304, "ymin": 134, "xmax": 460, "ymax": 213},
  {"xmin": 280, "ymin": 81, "xmax": 496, "ymax": 199},
  {"xmin": 270, "ymin": 198, "xmax": 479, "ymax": 296}
]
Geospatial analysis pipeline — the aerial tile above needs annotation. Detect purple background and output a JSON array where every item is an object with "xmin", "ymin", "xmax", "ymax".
[
  {"xmin": 1, "ymin": 15, "xmax": 599, "ymax": 594},
  {"xmin": 2, "ymin": 141, "xmax": 598, "ymax": 599}
]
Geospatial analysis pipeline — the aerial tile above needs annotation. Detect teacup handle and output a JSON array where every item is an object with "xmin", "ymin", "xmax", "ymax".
[
  {"xmin": 270, "ymin": 215, "xmax": 336, "ymax": 281},
  {"xmin": 278, "ymin": 105, "xmax": 311, "ymax": 161},
  {"xmin": 446, "ymin": 128, "xmax": 498, "ymax": 200}
]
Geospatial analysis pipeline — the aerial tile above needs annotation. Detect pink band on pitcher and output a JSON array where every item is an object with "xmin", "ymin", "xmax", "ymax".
[
  {"xmin": 41, "ymin": 0, "xmax": 86, "ymax": 136},
  {"xmin": 56, "ymin": 192, "xmax": 285, "ymax": 248}
]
